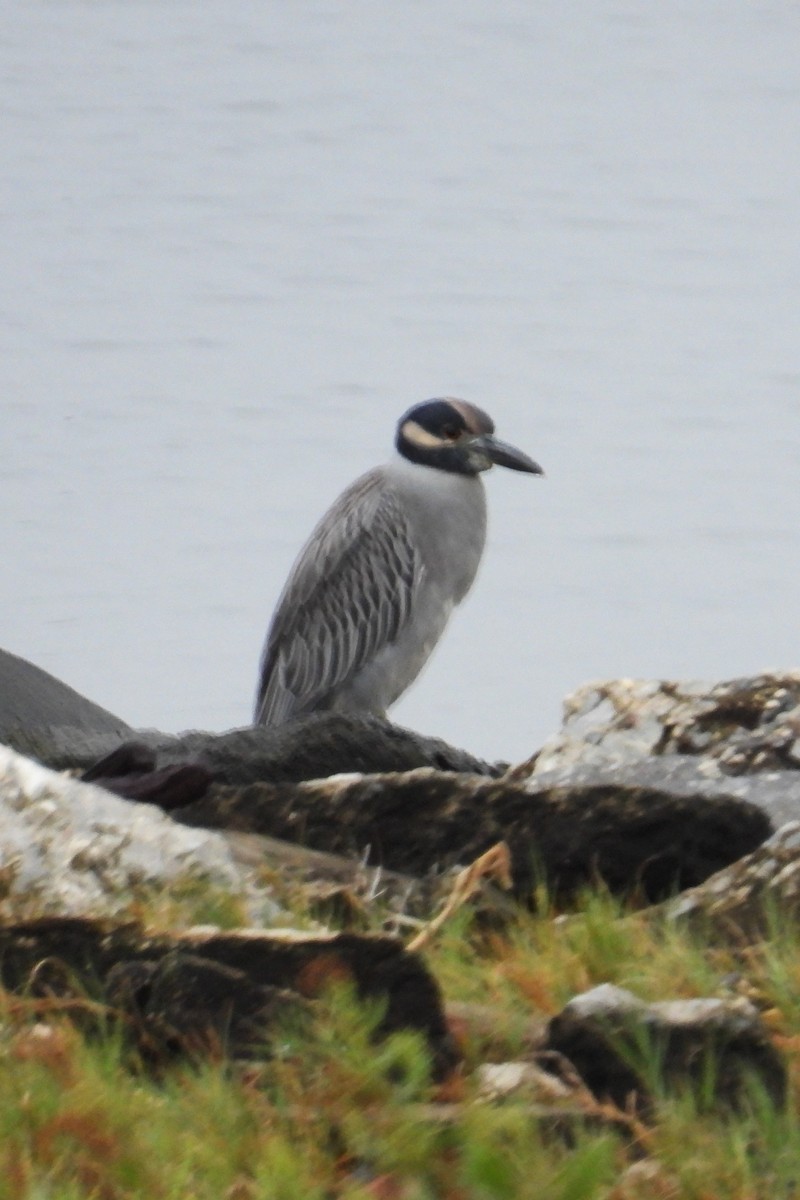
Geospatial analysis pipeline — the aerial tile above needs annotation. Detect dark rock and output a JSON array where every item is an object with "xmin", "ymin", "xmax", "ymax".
[
  {"xmin": 0, "ymin": 649, "xmax": 499, "ymax": 787},
  {"xmin": 82, "ymin": 742, "xmax": 212, "ymax": 808},
  {"xmin": 81, "ymin": 741, "xmax": 157, "ymax": 781},
  {"xmin": 30, "ymin": 712, "xmax": 503, "ymax": 785},
  {"xmin": 106, "ymin": 951, "xmax": 307, "ymax": 1060},
  {"xmin": 159, "ymin": 715, "xmax": 504, "ymax": 784},
  {"xmin": 0, "ymin": 647, "xmax": 131, "ymax": 760},
  {"xmin": 188, "ymin": 925, "xmax": 455, "ymax": 1067},
  {"xmin": 174, "ymin": 765, "xmax": 770, "ymax": 905},
  {"xmin": 0, "ymin": 916, "xmax": 458, "ymax": 1077},
  {"xmin": 546, "ymin": 983, "xmax": 786, "ymax": 1115}
]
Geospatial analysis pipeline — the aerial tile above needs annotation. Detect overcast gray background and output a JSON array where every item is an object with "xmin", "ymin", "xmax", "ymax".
[{"xmin": 3, "ymin": 2, "xmax": 799, "ymax": 760}]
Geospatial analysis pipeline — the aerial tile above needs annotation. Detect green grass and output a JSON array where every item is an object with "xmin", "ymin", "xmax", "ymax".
[{"xmin": 1, "ymin": 878, "xmax": 799, "ymax": 1199}]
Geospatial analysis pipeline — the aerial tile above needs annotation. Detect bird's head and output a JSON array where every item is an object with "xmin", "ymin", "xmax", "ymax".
[{"xmin": 396, "ymin": 398, "xmax": 544, "ymax": 478}]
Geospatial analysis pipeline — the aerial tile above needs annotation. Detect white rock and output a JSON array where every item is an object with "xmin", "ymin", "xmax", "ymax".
[{"xmin": 0, "ymin": 743, "xmax": 279, "ymax": 921}]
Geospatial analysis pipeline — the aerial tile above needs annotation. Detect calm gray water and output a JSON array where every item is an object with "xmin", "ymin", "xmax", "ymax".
[{"xmin": 3, "ymin": 2, "xmax": 800, "ymax": 761}]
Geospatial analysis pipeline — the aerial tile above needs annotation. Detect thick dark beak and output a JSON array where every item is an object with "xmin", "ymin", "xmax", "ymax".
[{"xmin": 477, "ymin": 434, "xmax": 544, "ymax": 475}]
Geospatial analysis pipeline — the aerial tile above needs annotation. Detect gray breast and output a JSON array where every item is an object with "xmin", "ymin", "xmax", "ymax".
[
  {"xmin": 344, "ymin": 457, "xmax": 487, "ymax": 713},
  {"xmin": 385, "ymin": 453, "xmax": 487, "ymax": 604},
  {"xmin": 254, "ymin": 457, "xmax": 487, "ymax": 726}
]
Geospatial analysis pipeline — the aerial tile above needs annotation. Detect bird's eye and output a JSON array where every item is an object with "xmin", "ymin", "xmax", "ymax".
[{"xmin": 441, "ymin": 424, "xmax": 461, "ymax": 440}]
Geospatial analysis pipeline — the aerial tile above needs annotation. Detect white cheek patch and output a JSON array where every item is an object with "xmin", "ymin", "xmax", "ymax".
[{"xmin": 401, "ymin": 419, "xmax": 445, "ymax": 449}]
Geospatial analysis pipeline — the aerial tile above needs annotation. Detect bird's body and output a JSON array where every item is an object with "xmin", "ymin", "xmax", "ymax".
[{"xmin": 254, "ymin": 399, "xmax": 541, "ymax": 727}]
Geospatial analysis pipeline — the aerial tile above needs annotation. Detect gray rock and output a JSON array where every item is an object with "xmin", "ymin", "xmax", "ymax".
[
  {"xmin": 0, "ymin": 743, "xmax": 279, "ymax": 922},
  {"xmin": 665, "ymin": 820, "xmax": 800, "ymax": 939},
  {"xmin": 476, "ymin": 1059, "xmax": 576, "ymax": 1103},
  {"xmin": 527, "ymin": 754, "xmax": 800, "ymax": 831},
  {"xmin": 0, "ymin": 647, "xmax": 132, "ymax": 759},
  {"xmin": 515, "ymin": 673, "xmax": 800, "ymax": 831},
  {"xmin": 546, "ymin": 983, "xmax": 786, "ymax": 1113},
  {"xmin": 531, "ymin": 673, "xmax": 800, "ymax": 779}
]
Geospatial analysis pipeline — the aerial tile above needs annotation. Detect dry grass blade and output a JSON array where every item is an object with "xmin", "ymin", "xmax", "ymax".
[{"xmin": 406, "ymin": 842, "xmax": 512, "ymax": 953}]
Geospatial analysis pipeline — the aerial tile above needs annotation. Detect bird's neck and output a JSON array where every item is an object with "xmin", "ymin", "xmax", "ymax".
[{"xmin": 388, "ymin": 450, "xmax": 485, "ymax": 494}]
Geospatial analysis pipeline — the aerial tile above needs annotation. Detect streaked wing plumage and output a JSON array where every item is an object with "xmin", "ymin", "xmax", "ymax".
[{"xmin": 255, "ymin": 469, "xmax": 423, "ymax": 725}]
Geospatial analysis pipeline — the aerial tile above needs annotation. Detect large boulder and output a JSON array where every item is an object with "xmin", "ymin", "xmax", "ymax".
[
  {"xmin": 172, "ymin": 764, "xmax": 769, "ymax": 905},
  {"xmin": 83, "ymin": 714, "xmax": 502, "ymax": 791},
  {"xmin": 0, "ymin": 648, "xmax": 131, "ymax": 760},
  {"xmin": 529, "ymin": 673, "xmax": 800, "ymax": 778},
  {"xmin": 0, "ymin": 916, "xmax": 459, "ymax": 1076},
  {"xmin": 521, "ymin": 673, "xmax": 800, "ymax": 829},
  {"xmin": 0, "ymin": 743, "xmax": 277, "ymax": 921}
]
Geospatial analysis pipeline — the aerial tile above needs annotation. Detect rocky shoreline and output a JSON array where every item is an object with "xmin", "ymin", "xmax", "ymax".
[{"xmin": 2, "ymin": 646, "xmax": 800, "ymax": 1123}]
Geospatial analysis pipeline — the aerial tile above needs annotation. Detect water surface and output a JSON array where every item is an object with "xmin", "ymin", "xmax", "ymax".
[{"xmin": 3, "ymin": 2, "xmax": 800, "ymax": 760}]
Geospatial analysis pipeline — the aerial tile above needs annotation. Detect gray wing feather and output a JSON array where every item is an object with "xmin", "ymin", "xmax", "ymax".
[{"xmin": 255, "ymin": 469, "xmax": 423, "ymax": 725}]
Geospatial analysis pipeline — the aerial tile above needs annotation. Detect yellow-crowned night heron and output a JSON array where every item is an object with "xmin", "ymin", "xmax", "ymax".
[{"xmin": 254, "ymin": 398, "xmax": 543, "ymax": 726}]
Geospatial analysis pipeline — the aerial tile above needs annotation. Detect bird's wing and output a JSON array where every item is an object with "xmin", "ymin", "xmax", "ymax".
[{"xmin": 254, "ymin": 468, "xmax": 424, "ymax": 725}]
